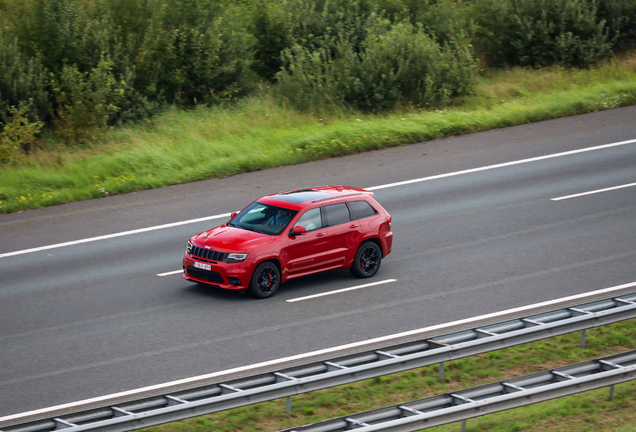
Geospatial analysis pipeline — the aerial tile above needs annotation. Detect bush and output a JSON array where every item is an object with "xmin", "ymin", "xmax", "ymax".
[
  {"xmin": 14, "ymin": 0, "xmax": 91, "ymax": 74},
  {"xmin": 50, "ymin": 58, "xmax": 123, "ymax": 145},
  {"xmin": 276, "ymin": 21, "xmax": 477, "ymax": 112},
  {"xmin": 243, "ymin": 0, "xmax": 292, "ymax": 81},
  {"xmin": 597, "ymin": 0, "xmax": 636, "ymax": 52},
  {"xmin": 0, "ymin": 100, "xmax": 43, "ymax": 164},
  {"xmin": 0, "ymin": 32, "xmax": 49, "ymax": 124},
  {"xmin": 354, "ymin": 22, "xmax": 477, "ymax": 110},
  {"xmin": 471, "ymin": 0, "xmax": 615, "ymax": 68},
  {"xmin": 119, "ymin": 0, "xmax": 256, "ymax": 108}
]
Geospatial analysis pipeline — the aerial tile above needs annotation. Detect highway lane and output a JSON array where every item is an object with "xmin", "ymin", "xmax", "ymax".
[{"xmin": 1, "ymin": 106, "xmax": 636, "ymax": 418}]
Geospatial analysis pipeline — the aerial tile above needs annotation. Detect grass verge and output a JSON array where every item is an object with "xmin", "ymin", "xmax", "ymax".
[
  {"xmin": 142, "ymin": 319, "xmax": 636, "ymax": 432},
  {"xmin": 1, "ymin": 54, "xmax": 636, "ymax": 214}
]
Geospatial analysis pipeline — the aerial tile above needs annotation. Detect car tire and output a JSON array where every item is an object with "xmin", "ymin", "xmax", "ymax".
[
  {"xmin": 248, "ymin": 261, "xmax": 280, "ymax": 299},
  {"xmin": 349, "ymin": 241, "xmax": 381, "ymax": 278}
]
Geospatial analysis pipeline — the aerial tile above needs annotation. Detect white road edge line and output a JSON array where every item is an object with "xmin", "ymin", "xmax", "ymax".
[
  {"xmin": 3, "ymin": 138, "xmax": 636, "ymax": 259},
  {"xmin": 551, "ymin": 182, "xmax": 636, "ymax": 201},
  {"xmin": 365, "ymin": 138, "xmax": 636, "ymax": 191},
  {"xmin": 286, "ymin": 279, "xmax": 397, "ymax": 303},
  {"xmin": 0, "ymin": 213, "xmax": 231, "ymax": 259},
  {"xmin": 3, "ymin": 280, "xmax": 635, "ymax": 423},
  {"xmin": 157, "ymin": 270, "xmax": 183, "ymax": 277}
]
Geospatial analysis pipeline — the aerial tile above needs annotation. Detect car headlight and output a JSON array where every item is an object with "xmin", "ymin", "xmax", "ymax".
[
  {"xmin": 224, "ymin": 253, "xmax": 248, "ymax": 263},
  {"xmin": 186, "ymin": 240, "xmax": 193, "ymax": 254}
]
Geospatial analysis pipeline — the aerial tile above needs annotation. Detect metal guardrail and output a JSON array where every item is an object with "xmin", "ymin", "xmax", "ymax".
[
  {"xmin": 2, "ymin": 293, "xmax": 636, "ymax": 432},
  {"xmin": 283, "ymin": 349, "xmax": 636, "ymax": 432}
]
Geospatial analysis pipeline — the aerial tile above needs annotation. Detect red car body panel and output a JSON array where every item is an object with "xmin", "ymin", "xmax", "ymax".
[{"xmin": 182, "ymin": 186, "xmax": 392, "ymax": 292}]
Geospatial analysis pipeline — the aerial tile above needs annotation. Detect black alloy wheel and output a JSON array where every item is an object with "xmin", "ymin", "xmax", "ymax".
[
  {"xmin": 350, "ymin": 241, "xmax": 381, "ymax": 278},
  {"xmin": 249, "ymin": 261, "xmax": 280, "ymax": 298}
]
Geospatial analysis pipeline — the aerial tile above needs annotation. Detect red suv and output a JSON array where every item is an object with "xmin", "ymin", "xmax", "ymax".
[{"xmin": 183, "ymin": 186, "xmax": 393, "ymax": 298}]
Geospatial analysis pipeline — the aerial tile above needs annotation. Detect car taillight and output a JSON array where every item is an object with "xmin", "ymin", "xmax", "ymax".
[{"xmin": 387, "ymin": 216, "xmax": 392, "ymax": 227}]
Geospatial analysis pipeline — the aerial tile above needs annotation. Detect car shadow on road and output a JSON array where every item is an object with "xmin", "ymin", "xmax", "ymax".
[
  {"xmin": 180, "ymin": 268, "xmax": 359, "ymax": 301},
  {"xmin": 181, "ymin": 282, "xmax": 248, "ymax": 302}
]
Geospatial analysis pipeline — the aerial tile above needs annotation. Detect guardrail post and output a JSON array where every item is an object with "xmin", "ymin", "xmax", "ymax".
[
  {"xmin": 580, "ymin": 329, "xmax": 586, "ymax": 348},
  {"xmin": 461, "ymin": 419, "xmax": 466, "ymax": 432},
  {"xmin": 608, "ymin": 384, "xmax": 615, "ymax": 401},
  {"xmin": 286, "ymin": 396, "xmax": 292, "ymax": 413},
  {"xmin": 439, "ymin": 362, "xmax": 444, "ymax": 379}
]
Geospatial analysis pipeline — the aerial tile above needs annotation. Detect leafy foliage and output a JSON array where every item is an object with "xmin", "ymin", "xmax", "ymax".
[
  {"xmin": 50, "ymin": 58, "xmax": 123, "ymax": 145},
  {"xmin": 0, "ymin": 100, "xmax": 43, "ymax": 163},
  {"xmin": 277, "ymin": 20, "xmax": 477, "ymax": 112},
  {"xmin": 0, "ymin": 0, "xmax": 636, "ymax": 154},
  {"xmin": 0, "ymin": 32, "xmax": 49, "ymax": 124},
  {"xmin": 470, "ymin": 0, "xmax": 616, "ymax": 67}
]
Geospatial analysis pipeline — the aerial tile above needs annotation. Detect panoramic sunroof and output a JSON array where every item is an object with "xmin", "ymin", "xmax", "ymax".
[{"xmin": 271, "ymin": 190, "xmax": 333, "ymax": 204}]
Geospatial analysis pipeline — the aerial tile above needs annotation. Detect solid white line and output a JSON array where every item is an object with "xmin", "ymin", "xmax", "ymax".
[
  {"xmin": 366, "ymin": 138, "xmax": 636, "ymax": 191},
  {"xmin": 286, "ymin": 279, "xmax": 397, "ymax": 303},
  {"xmin": 3, "ymin": 279, "xmax": 635, "ymax": 423},
  {"xmin": 157, "ymin": 270, "xmax": 183, "ymax": 277},
  {"xmin": 4, "ymin": 138, "xmax": 636, "ymax": 259},
  {"xmin": 0, "ymin": 213, "xmax": 231, "ymax": 259},
  {"xmin": 551, "ymin": 182, "xmax": 636, "ymax": 201}
]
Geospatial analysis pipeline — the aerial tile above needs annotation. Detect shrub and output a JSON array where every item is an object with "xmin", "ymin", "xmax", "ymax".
[
  {"xmin": 50, "ymin": 58, "xmax": 123, "ymax": 145},
  {"xmin": 276, "ymin": 21, "xmax": 477, "ymax": 112},
  {"xmin": 243, "ymin": 0, "xmax": 292, "ymax": 81},
  {"xmin": 597, "ymin": 0, "xmax": 636, "ymax": 52},
  {"xmin": 354, "ymin": 22, "xmax": 477, "ymax": 110},
  {"xmin": 471, "ymin": 0, "xmax": 615, "ymax": 68},
  {"xmin": 122, "ymin": 0, "xmax": 256, "ymax": 108},
  {"xmin": 0, "ymin": 32, "xmax": 49, "ymax": 124},
  {"xmin": 14, "ymin": 0, "xmax": 91, "ymax": 74},
  {"xmin": 0, "ymin": 100, "xmax": 43, "ymax": 164}
]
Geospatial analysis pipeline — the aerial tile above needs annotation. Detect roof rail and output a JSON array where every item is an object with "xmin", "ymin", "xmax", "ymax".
[
  {"xmin": 311, "ymin": 192, "xmax": 364, "ymax": 203},
  {"xmin": 274, "ymin": 186, "xmax": 331, "ymax": 195}
]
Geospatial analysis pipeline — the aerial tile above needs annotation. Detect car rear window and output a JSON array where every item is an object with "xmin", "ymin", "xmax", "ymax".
[
  {"xmin": 324, "ymin": 203, "xmax": 351, "ymax": 226},
  {"xmin": 347, "ymin": 200, "xmax": 378, "ymax": 220}
]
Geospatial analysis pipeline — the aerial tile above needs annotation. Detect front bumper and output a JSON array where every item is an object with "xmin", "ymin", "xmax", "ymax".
[{"xmin": 182, "ymin": 254, "xmax": 251, "ymax": 291}]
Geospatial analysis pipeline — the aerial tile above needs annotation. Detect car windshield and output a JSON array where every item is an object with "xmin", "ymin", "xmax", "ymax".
[{"xmin": 228, "ymin": 201, "xmax": 298, "ymax": 236}]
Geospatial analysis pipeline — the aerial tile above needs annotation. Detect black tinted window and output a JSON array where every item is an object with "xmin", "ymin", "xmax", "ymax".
[
  {"xmin": 324, "ymin": 203, "xmax": 351, "ymax": 226},
  {"xmin": 347, "ymin": 200, "xmax": 378, "ymax": 220}
]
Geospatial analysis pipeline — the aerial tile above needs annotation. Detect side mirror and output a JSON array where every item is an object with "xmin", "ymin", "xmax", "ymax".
[
  {"xmin": 230, "ymin": 211, "xmax": 238, "ymax": 219},
  {"xmin": 290, "ymin": 226, "xmax": 307, "ymax": 237}
]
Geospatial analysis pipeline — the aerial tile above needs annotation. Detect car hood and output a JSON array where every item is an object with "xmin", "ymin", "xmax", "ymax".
[{"xmin": 192, "ymin": 225, "xmax": 276, "ymax": 252}]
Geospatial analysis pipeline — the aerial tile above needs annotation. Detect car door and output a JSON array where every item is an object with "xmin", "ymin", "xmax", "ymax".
[
  {"xmin": 284, "ymin": 207, "xmax": 331, "ymax": 277},
  {"xmin": 322, "ymin": 202, "xmax": 362, "ymax": 267}
]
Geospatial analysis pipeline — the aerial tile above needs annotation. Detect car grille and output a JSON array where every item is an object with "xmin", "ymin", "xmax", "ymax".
[
  {"xmin": 190, "ymin": 245, "xmax": 228, "ymax": 262},
  {"xmin": 187, "ymin": 266, "xmax": 224, "ymax": 284}
]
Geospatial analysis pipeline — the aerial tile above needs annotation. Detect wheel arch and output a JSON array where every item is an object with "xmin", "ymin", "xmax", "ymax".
[
  {"xmin": 254, "ymin": 257, "xmax": 282, "ymax": 277},
  {"xmin": 347, "ymin": 237, "xmax": 383, "ymax": 269},
  {"xmin": 362, "ymin": 237, "xmax": 383, "ymax": 255}
]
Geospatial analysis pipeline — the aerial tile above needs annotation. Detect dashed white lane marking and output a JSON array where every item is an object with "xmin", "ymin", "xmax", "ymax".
[
  {"xmin": 286, "ymin": 279, "xmax": 397, "ymax": 303},
  {"xmin": 157, "ymin": 270, "xmax": 183, "ymax": 277},
  {"xmin": 551, "ymin": 182, "xmax": 636, "ymax": 201},
  {"xmin": 3, "ymin": 279, "xmax": 635, "ymax": 423},
  {"xmin": 3, "ymin": 138, "xmax": 635, "ymax": 259}
]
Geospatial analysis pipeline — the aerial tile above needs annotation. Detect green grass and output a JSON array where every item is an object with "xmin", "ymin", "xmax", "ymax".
[
  {"xmin": 140, "ymin": 319, "xmax": 636, "ymax": 432},
  {"xmin": 1, "ymin": 54, "xmax": 636, "ymax": 214}
]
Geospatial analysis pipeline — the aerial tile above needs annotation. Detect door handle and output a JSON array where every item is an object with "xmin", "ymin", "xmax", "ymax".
[
  {"xmin": 316, "ymin": 232, "xmax": 326, "ymax": 237},
  {"xmin": 349, "ymin": 224, "xmax": 358, "ymax": 229}
]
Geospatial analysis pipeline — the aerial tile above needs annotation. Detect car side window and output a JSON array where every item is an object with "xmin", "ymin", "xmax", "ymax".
[
  {"xmin": 295, "ymin": 207, "xmax": 323, "ymax": 232},
  {"xmin": 324, "ymin": 203, "xmax": 351, "ymax": 226},
  {"xmin": 347, "ymin": 200, "xmax": 378, "ymax": 220}
]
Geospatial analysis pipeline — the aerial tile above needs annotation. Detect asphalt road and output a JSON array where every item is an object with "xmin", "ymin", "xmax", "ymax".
[{"xmin": 1, "ymin": 106, "xmax": 635, "ymax": 420}]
